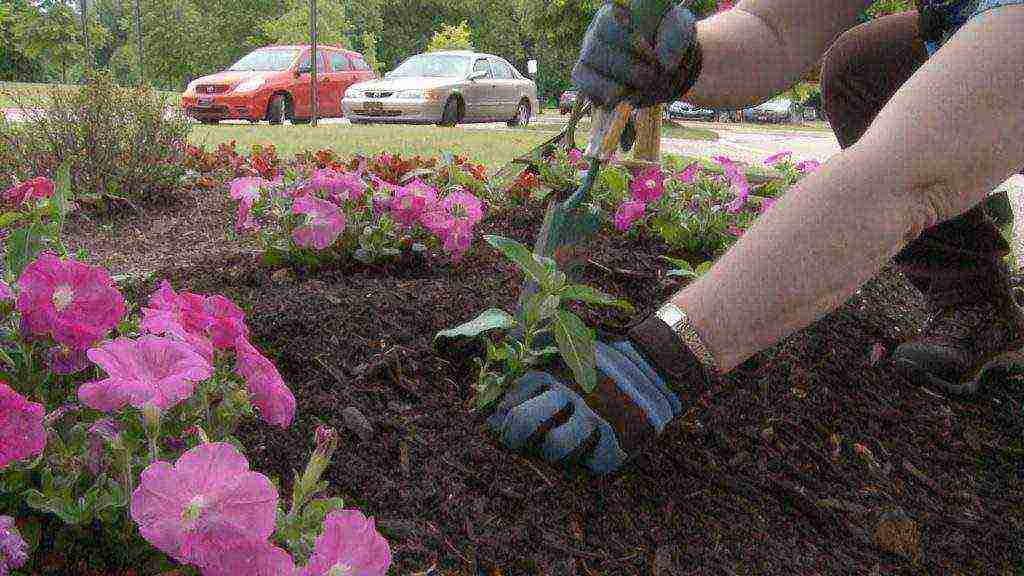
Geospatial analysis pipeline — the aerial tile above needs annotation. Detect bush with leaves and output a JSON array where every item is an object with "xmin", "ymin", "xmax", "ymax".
[
  {"xmin": 0, "ymin": 172, "xmax": 391, "ymax": 575},
  {"xmin": 0, "ymin": 71, "xmax": 192, "ymax": 210}
]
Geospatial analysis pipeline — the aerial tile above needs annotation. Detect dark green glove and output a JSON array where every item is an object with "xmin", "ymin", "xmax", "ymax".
[{"xmin": 572, "ymin": 0, "xmax": 703, "ymax": 109}]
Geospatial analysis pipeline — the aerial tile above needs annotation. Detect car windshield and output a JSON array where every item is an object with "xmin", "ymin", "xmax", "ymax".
[
  {"xmin": 228, "ymin": 49, "xmax": 300, "ymax": 71},
  {"xmin": 389, "ymin": 54, "xmax": 471, "ymax": 78}
]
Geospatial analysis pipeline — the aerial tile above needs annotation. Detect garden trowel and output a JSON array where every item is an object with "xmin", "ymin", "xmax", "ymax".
[{"xmin": 514, "ymin": 100, "xmax": 636, "ymax": 313}]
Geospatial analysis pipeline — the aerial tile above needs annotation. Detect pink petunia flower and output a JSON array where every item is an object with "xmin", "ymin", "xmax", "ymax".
[
  {"xmin": 0, "ymin": 515, "xmax": 29, "ymax": 574},
  {"xmin": 0, "ymin": 382, "xmax": 46, "ymax": 469},
  {"xmin": 15, "ymin": 253, "xmax": 126, "ymax": 350},
  {"xmin": 130, "ymin": 442, "xmax": 279, "ymax": 569},
  {"xmin": 201, "ymin": 539, "xmax": 295, "ymax": 576},
  {"xmin": 763, "ymin": 151, "xmax": 793, "ymax": 166},
  {"xmin": 234, "ymin": 338, "xmax": 296, "ymax": 427},
  {"xmin": 726, "ymin": 225, "xmax": 745, "ymax": 238},
  {"xmin": 46, "ymin": 345, "xmax": 91, "ymax": 375},
  {"xmin": 141, "ymin": 283, "xmax": 212, "ymax": 340},
  {"xmin": 630, "ymin": 167, "xmax": 666, "ymax": 203},
  {"xmin": 714, "ymin": 157, "xmax": 751, "ymax": 214},
  {"xmin": 3, "ymin": 177, "xmax": 54, "ymax": 206},
  {"xmin": 614, "ymin": 200, "xmax": 646, "ymax": 232},
  {"xmin": 676, "ymin": 162, "xmax": 700, "ymax": 184},
  {"xmin": 292, "ymin": 195, "xmax": 345, "ymax": 251},
  {"xmin": 388, "ymin": 180, "xmax": 438, "ymax": 228},
  {"xmin": 229, "ymin": 177, "xmax": 264, "ymax": 235},
  {"xmin": 306, "ymin": 169, "xmax": 367, "ymax": 204},
  {"xmin": 203, "ymin": 296, "xmax": 249, "ymax": 350},
  {"xmin": 438, "ymin": 189, "xmax": 484, "ymax": 227},
  {"xmin": 0, "ymin": 281, "xmax": 11, "ymax": 302},
  {"xmin": 299, "ymin": 510, "xmax": 392, "ymax": 576},
  {"xmin": 796, "ymin": 160, "xmax": 822, "ymax": 173},
  {"xmin": 228, "ymin": 177, "xmax": 264, "ymax": 203},
  {"xmin": 78, "ymin": 335, "xmax": 213, "ymax": 413},
  {"xmin": 760, "ymin": 197, "xmax": 778, "ymax": 214},
  {"xmin": 419, "ymin": 190, "xmax": 485, "ymax": 261}
]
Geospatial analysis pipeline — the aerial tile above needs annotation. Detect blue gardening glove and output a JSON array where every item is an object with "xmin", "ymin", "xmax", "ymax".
[
  {"xmin": 488, "ymin": 339, "xmax": 683, "ymax": 475},
  {"xmin": 572, "ymin": 0, "xmax": 703, "ymax": 109}
]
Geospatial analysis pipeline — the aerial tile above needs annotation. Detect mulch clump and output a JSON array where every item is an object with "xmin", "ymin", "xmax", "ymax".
[{"xmin": 90, "ymin": 204, "xmax": 1024, "ymax": 574}]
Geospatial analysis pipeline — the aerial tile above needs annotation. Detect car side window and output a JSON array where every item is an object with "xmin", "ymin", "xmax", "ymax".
[
  {"xmin": 472, "ymin": 59, "xmax": 492, "ymax": 78},
  {"xmin": 298, "ymin": 50, "xmax": 328, "ymax": 72},
  {"xmin": 491, "ymin": 60, "xmax": 513, "ymax": 79},
  {"xmin": 330, "ymin": 52, "xmax": 351, "ymax": 71}
]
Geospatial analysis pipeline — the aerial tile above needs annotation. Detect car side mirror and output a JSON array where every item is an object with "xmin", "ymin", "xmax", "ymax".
[{"xmin": 468, "ymin": 70, "xmax": 487, "ymax": 82}]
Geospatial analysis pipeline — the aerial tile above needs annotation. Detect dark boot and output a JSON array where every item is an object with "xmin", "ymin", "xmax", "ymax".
[{"xmin": 891, "ymin": 206, "xmax": 1024, "ymax": 395}]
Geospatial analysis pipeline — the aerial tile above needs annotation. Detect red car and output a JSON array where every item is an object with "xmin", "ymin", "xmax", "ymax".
[{"xmin": 181, "ymin": 45, "xmax": 376, "ymax": 125}]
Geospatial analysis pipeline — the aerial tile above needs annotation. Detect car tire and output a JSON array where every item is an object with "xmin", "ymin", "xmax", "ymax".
[
  {"xmin": 439, "ymin": 97, "xmax": 462, "ymax": 127},
  {"xmin": 292, "ymin": 118, "xmax": 311, "ymax": 125},
  {"xmin": 199, "ymin": 119, "xmax": 219, "ymax": 125},
  {"xmin": 508, "ymin": 100, "xmax": 531, "ymax": 127},
  {"xmin": 267, "ymin": 94, "xmax": 287, "ymax": 125}
]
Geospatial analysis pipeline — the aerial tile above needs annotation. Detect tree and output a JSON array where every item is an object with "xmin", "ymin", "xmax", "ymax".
[
  {"xmin": 259, "ymin": 0, "xmax": 351, "ymax": 47},
  {"xmin": 361, "ymin": 31, "xmax": 380, "ymax": 73},
  {"xmin": 427, "ymin": 21, "xmax": 474, "ymax": 52},
  {"xmin": 9, "ymin": 0, "xmax": 110, "ymax": 83}
]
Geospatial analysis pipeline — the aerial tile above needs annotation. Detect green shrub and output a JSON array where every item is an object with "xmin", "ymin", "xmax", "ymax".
[{"xmin": 0, "ymin": 72, "xmax": 192, "ymax": 210}]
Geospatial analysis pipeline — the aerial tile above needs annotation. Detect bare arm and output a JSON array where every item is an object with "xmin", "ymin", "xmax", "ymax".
[
  {"xmin": 674, "ymin": 5, "xmax": 1024, "ymax": 370},
  {"xmin": 686, "ymin": 0, "xmax": 874, "ymax": 109}
]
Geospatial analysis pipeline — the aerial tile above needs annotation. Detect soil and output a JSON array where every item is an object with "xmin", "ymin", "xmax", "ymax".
[{"xmin": 51, "ymin": 196, "xmax": 1024, "ymax": 575}]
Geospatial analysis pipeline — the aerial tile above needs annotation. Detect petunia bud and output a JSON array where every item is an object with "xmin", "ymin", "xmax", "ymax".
[{"xmin": 142, "ymin": 404, "xmax": 162, "ymax": 440}]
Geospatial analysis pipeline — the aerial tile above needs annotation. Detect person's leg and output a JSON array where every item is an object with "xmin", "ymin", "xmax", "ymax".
[
  {"xmin": 819, "ymin": 10, "xmax": 1024, "ymax": 395},
  {"xmin": 663, "ymin": 5, "xmax": 1024, "ymax": 384}
]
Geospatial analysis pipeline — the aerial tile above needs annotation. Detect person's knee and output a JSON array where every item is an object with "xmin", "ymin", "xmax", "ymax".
[{"xmin": 819, "ymin": 25, "xmax": 867, "ymax": 116}]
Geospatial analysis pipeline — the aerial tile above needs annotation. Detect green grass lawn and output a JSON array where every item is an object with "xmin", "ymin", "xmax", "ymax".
[
  {"xmin": 188, "ymin": 123, "xmax": 558, "ymax": 172},
  {"xmin": 0, "ymin": 81, "xmax": 180, "ymax": 107}
]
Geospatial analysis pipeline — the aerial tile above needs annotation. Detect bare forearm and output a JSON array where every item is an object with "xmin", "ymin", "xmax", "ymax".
[
  {"xmin": 673, "ymin": 6, "xmax": 1024, "ymax": 371},
  {"xmin": 686, "ymin": 0, "xmax": 872, "ymax": 109}
]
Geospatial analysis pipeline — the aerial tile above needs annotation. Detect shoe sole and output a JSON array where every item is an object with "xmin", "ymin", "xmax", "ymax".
[{"xmin": 893, "ymin": 350, "xmax": 1024, "ymax": 396}]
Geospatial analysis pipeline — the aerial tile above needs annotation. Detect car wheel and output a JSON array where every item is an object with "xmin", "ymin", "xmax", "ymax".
[
  {"xmin": 438, "ymin": 97, "xmax": 461, "ymax": 127},
  {"xmin": 200, "ymin": 119, "xmax": 219, "ymax": 125},
  {"xmin": 267, "ymin": 94, "xmax": 287, "ymax": 125},
  {"xmin": 508, "ymin": 100, "xmax": 531, "ymax": 127},
  {"xmin": 291, "ymin": 118, "xmax": 311, "ymax": 125}
]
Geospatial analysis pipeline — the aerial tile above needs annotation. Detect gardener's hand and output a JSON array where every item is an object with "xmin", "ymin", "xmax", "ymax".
[
  {"xmin": 489, "ymin": 330, "xmax": 705, "ymax": 474},
  {"xmin": 573, "ymin": 0, "xmax": 703, "ymax": 109}
]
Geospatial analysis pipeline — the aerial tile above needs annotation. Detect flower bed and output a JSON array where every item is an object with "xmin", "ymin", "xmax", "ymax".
[
  {"xmin": 1, "ymin": 173, "xmax": 392, "ymax": 575},
  {"xmin": 3, "ymin": 148, "xmax": 1021, "ymax": 575}
]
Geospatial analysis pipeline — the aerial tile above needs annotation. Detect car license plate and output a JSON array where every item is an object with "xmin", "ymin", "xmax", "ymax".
[
  {"xmin": 363, "ymin": 101, "xmax": 384, "ymax": 112},
  {"xmin": 197, "ymin": 97, "xmax": 213, "ymax": 108}
]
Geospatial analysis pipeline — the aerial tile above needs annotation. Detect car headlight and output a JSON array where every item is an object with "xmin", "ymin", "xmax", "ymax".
[
  {"xmin": 185, "ymin": 81, "xmax": 199, "ymax": 95},
  {"xmin": 234, "ymin": 77, "xmax": 265, "ymax": 93}
]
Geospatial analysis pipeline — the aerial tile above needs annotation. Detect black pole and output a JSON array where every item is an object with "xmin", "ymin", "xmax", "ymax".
[
  {"xmin": 309, "ymin": 0, "xmax": 318, "ymax": 126},
  {"xmin": 135, "ymin": 0, "xmax": 143, "ymax": 85},
  {"xmin": 80, "ymin": 0, "xmax": 91, "ymax": 76}
]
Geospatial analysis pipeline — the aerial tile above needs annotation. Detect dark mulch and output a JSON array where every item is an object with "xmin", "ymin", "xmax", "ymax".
[{"xmin": 108, "ymin": 202, "xmax": 1024, "ymax": 576}]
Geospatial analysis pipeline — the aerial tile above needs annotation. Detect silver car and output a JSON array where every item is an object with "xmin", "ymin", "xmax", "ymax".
[{"xmin": 342, "ymin": 50, "xmax": 539, "ymax": 127}]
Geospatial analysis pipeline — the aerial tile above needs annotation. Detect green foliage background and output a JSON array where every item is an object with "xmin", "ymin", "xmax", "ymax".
[{"xmin": 1, "ymin": 0, "xmax": 914, "ymax": 99}]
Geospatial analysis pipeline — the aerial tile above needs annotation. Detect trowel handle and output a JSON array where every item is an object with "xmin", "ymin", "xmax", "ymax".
[{"xmin": 583, "ymin": 101, "xmax": 634, "ymax": 163}]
